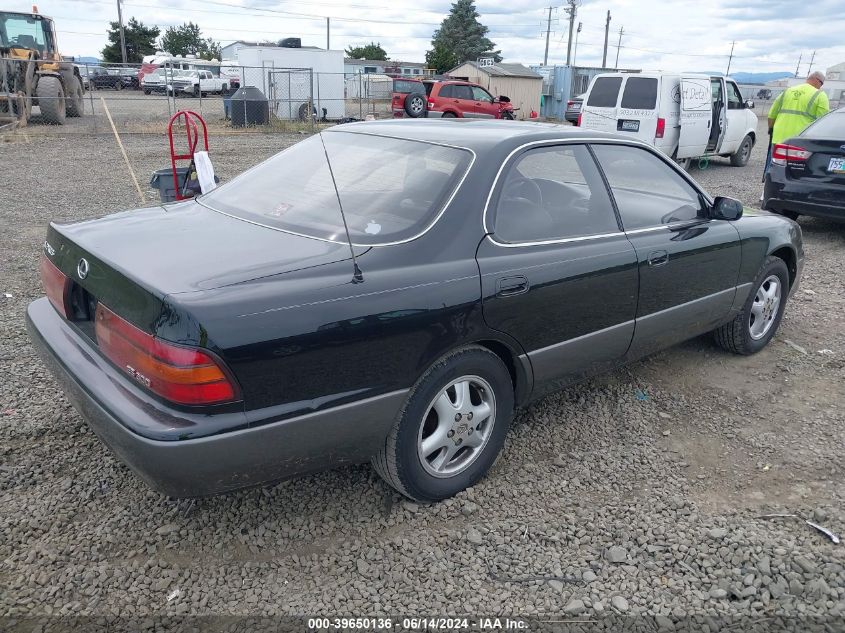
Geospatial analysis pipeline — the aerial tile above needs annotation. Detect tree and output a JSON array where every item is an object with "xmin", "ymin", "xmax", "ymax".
[
  {"xmin": 345, "ymin": 42, "xmax": 388, "ymax": 61},
  {"xmin": 160, "ymin": 22, "xmax": 222, "ymax": 60},
  {"xmin": 101, "ymin": 17, "xmax": 160, "ymax": 64},
  {"xmin": 425, "ymin": 0, "xmax": 501, "ymax": 74}
]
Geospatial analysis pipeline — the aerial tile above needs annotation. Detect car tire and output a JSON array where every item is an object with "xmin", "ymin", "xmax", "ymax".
[
  {"xmin": 372, "ymin": 346, "xmax": 514, "ymax": 502},
  {"xmin": 115, "ymin": 81, "xmax": 122, "ymax": 91},
  {"xmin": 502, "ymin": 110, "xmax": 515, "ymax": 120},
  {"xmin": 713, "ymin": 256, "xmax": 790, "ymax": 355},
  {"xmin": 143, "ymin": 89, "xmax": 151, "ymax": 95},
  {"xmin": 35, "ymin": 76, "xmax": 66, "ymax": 125},
  {"xmin": 441, "ymin": 111, "xmax": 457, "ymax": 118},
  {"xmin": 404, "ymin": 93, "xmax": 426, "ymax": 118},
  {"xmin": 730, "ymin": 134, "xmax": 753, "ymax": 167},
  {"xmin": 66, "ymin": 76, "xmax": 84, "ymax": 118}
]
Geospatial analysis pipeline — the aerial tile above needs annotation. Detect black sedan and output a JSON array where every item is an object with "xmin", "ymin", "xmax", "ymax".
[
  {"xmin": 89, "ymin": 68, "xmax": 123, "ymax": 90},
  {"xmin": 764, "ymin": 106, "xmax": 845, "ymax": 221},
  {"xmin": 27, "ymin": 121, "xmax": 804, "ymax": 502}
]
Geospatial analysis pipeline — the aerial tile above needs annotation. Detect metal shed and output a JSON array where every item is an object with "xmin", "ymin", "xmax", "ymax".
[{"xmin": 447, "ymin": 61, "xmax": 543, "ymax": 120}]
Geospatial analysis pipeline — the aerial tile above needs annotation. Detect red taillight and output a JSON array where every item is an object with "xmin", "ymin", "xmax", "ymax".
[
  {"xmin": 772, "ymin": 143, "xmax": 811, "ymax": 166},
  {"xmin": 655, "ymin": 117, "xmax": 666, "ymax": 139},
  {"xmin": 95, "ymin": 303, "xmax": 240, "ymax": 406},
  {"xmin": 428, "ymin": 99, "xmax": 435, "ymax": 109},
  {"xmin": 39, "ymin": 254, "xmax": 71, "ymax": 318},
  {"xmin": 567, "ymin": 100, "xmax": 574, "ymax": 107},
  {"xmin": 577, "ymin": 112, "xmax": 582, "ymax": 126}
]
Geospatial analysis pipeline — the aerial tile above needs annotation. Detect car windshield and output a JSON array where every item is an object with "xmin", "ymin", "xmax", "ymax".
[
  {"xmin": 801, "ymin": 111, "xmax": 845, "ymax": 138},
  {"xmin": 200, "ymin": 132, "xmax": 473, "ymax": 245}
]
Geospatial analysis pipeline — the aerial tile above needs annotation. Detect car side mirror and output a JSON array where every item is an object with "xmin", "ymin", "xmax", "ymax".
[
  {"xmin": 711, "ymin": 196, "xmax": 743, "ymax": 221},
  {"xmin": 744, "ymin": 99, "xmax": 755, "ymax": 109}
]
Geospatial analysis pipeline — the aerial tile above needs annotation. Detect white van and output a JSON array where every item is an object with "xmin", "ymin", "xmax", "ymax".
[{"xmin": 579, "ymin": 72, "xmax": 758, "ymax": 168}]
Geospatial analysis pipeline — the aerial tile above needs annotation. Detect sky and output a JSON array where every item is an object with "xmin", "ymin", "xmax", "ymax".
[{"xmin": 10, "ymin": 0, "xmax": 845, "ymax": 75}]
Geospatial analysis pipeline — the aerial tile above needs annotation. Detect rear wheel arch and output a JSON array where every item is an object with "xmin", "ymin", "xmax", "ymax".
[{"xmin": 471, "ymin": 338, "xmax": 531, "ymax": 405}]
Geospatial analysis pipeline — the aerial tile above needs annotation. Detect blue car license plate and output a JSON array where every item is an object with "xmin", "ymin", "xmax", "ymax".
[{"xmin": 828, "ymin": 157, "xmax": 845, "ymax": 173}]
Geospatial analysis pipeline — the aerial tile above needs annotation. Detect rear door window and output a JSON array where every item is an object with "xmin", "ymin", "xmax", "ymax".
[
  {"xmin": 452, "ymin": 85, "xmax": 474, "ymax": 100},
  {"xmin": 493, "ymin": 144, "xmax": 619, "ymax": 243},
  {"xmin": 587, "ymin": 77, "xmax": 622, "ymax": 107},
  {"xmin": 621, "ymin": 77, "xmax": 658, "ymax": 109},
  {"xmin": 438, "ymin": 85, "xmax": 454, "ymax": 98}
]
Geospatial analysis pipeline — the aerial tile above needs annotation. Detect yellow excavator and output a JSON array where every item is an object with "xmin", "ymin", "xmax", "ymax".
[{"xmin": 0, "ymin": 7, "xmax": 84, "ymax": 126}]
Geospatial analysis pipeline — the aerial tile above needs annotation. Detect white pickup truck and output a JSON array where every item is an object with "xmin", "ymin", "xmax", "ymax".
[{"xmin": 168, "ymin": 70, "xmax": 228, "ymax": 96}]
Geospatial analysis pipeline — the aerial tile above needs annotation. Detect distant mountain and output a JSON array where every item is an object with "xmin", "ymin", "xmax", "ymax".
[{"xmin": 700, "ymin": 70, "xmax": 793, "ymax": 84}]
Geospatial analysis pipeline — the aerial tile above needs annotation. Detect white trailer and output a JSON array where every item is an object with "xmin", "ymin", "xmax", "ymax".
[{"xmin": 234, "ymin": 46, "xmax": 345, "ymax": 120}]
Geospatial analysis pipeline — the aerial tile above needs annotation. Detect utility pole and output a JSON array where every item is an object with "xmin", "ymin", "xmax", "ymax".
[
  {"xmin": 614, "ymin": 26, "xmax": 624, "ymax": 68},
  {"xmin": 725, "ymin": 40, "xmax": 735, "ymax": 76},
  {"xmin": 602, "ymin": 10, "xmax": 611, "ymax": 68},
  {"xmin": 573, "ymin": 22, "xmax": 582, "ymax": 65},
  {"xmin": 794, "ymin": 53, "xmax": 802, "ymax": 78},
  {"xmin": 807, "ymin": 50, "xmax": 816, "ymax": 75},
  {"xmin": 326, "ymin": 17, "xmax": 330, "ymax": 50},
  {"xmin": 543, "ymin": 6, "xmax": 553, "ymax": 66},
  {"xmin": 116, "ymin": 0, "xmax": 127, "ymax": 64},
  {"xmin": 564, "ymin": 0, "xmax": 578, "ymax": 66}
]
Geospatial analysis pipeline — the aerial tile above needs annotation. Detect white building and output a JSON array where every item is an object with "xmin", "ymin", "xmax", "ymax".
[
  {"xmin": 765, "ymin": 62, "xmax": 845, "ymax": 105},
  {"xmin": 344, "ymin": 58, "xmax": 428, "ymax": 77}
]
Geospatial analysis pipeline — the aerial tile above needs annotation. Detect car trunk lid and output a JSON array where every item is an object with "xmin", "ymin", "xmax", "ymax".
[
  {"xmin": 785, "ymin": 138, "xmax": 845, "ymax": 186},
  {"xmin": 47, "ymin": 200, "xmax": 356, "ymax": 298}
]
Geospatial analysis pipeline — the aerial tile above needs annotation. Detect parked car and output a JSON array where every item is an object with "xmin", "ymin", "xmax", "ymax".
[
  {"xmin": 565, "ymin": 93, "xmax": 584, "ymax": 124},
  {"xmin": 168, "ymin": 70, "xmax": 228, "ymax": 96},
  {"xmin": 74, "ymin": 64, "xmax": 91, "ymax": 91},
  {"xmin": 763, "ymin": 106, "xmax": 845, "ymax": 222},
  {"xmin": 422, "ymin": 79, "xmax": 515, "ymax": 119},
  {"xmin": 89, "ymin": 68, "xmax": 123, "ymax": 90},
  {"xmin": 580, "ymin": 73, "xmax": 758, "ymax": 169},
  {"xmin": 756, "ymin": 88, "xmax": 773, "ymax": 100},
  {"xmin": 392, "ymin": 78, "xmax": 427, "ymax": 118},
  {"xmin": 141, "ymin": 68, "xmax": 168, "ymax": 95},
  {"xmin": 119, "ymin": 68, "xmax": 140, "ymax": 90},
  {"xmin": 28, "ymin": 121, "xmax": 803, "ymax": 501}
]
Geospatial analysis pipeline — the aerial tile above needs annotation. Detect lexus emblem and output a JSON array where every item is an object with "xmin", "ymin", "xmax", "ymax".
[{"xmin": 77, "ymin": 258, "xmax": 90, "ymax": 280}]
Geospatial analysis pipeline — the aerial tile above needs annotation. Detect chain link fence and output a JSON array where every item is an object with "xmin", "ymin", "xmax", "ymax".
[{"xmin": 1, "ymin": 59, "xmax": 403, "ymax": 135}]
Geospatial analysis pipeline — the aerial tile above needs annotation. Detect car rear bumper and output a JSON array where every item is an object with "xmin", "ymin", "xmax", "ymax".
[
  {"xmin": 764, "ymin": 167, "xmax": 845, "ymax": 221},
  {"xmin": 26, "ymin": 297, "xmax": 405, "ymax": 498}
]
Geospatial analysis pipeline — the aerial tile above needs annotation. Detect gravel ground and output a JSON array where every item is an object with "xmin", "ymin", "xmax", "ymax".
[{"xmin": 1, "ymin": 117, "xmax": 844, "ymax": 631}]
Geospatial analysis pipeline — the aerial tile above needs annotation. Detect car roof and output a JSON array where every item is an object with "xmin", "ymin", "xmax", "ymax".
[{"xmin": 327, "ymin": 119, "xmax": 627, "ymax": 152}]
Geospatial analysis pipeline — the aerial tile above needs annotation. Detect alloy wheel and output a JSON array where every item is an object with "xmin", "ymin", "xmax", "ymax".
[
  {"xmin": 749, "ymin": 274, "xmax": 781, "ymax": 340},
  {"xmin": 417, "ymin": 375, "xmax": 496, "ymax": 478}
]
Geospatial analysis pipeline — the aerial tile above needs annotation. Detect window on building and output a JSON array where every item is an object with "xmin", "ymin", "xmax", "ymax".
[{"xmin": 364, "ymin": 66, "xmax": 377, "ymax": 74}]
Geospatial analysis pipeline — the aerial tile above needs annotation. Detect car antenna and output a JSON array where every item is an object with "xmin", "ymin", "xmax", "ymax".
[{"xmin": 318, "ymin": 131, "xmax": 364, "ymax": 284}]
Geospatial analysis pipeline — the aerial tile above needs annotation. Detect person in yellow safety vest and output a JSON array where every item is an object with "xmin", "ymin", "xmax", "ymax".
[{"xmin": 768, "ymin": 71, "xmax": 829, "ymax": 145}]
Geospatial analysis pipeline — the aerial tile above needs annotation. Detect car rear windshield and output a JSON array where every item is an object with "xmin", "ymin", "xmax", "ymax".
[
  {"xmin": 199, "ymin": 132, "xmax": 473, "ymax": 245},
  {"xmin": 587, "ymin": 77, "xmax": 622, "ymax": 107},
  {"xmin": 621, "ymin": 77, "xmax": 658, "ymax": 109},
  {"xmin": 802, "ymin": 112, "xmax": 845, "ymax": 138},
  {"xmin": 394, "ymin": 79, "xmax": 423, "ymax": 94}
]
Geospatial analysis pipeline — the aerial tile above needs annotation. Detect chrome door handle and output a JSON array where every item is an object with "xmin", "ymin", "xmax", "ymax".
[
  {"xmin": 647, "ymin": 250, "xmax": 669, "ymax": 266},
  {"xmin": 496, "ymin": 275, "xmax": 529, "ymax": 296}
]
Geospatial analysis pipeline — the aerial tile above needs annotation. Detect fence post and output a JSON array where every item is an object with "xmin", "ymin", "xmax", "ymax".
[
  {"xmin": 358, "ymin": 72, "xmax": 362, "ymax": 120},
  {"xmin": 309, "ymin": 68, "xmax": 314, "ymax": 133},
  {"xmin": 87, "ymin": 63, "xmax": 96, "ymax": 133}
]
